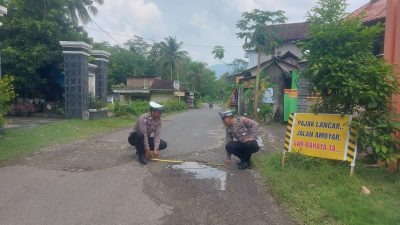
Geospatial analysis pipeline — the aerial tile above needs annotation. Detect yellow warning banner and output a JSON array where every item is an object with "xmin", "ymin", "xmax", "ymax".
[{"xmin": 286, "ymin": 113, "xmax": 356, "ymax": 162}]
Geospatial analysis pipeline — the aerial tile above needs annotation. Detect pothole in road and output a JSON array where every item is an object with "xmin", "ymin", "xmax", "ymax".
[{"xmin": 170, "ymin": 162, "xmax": 226, "ymax": 191}]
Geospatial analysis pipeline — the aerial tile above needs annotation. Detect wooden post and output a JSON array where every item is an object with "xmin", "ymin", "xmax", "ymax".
[
  {"xmin": 350, "ymin": 162, "xmax": 355, "ymax": 176},
  {"xmin": 281, "ymin": 150, "xmax": 286, "ymax": 167}
]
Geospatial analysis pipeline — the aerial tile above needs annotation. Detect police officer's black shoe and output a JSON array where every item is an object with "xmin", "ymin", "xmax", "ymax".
[
  {"xmin": 238, "ymin": 161, "xmax": 250, "ymax": 170},
  {"xmin": 138, "ymin": 155, "xmax": 147, "ymax": 165}
]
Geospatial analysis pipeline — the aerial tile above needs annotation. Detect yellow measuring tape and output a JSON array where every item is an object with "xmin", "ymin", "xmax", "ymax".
[
  {"xmin": 151, "ymin": 158, "xmax": 184, "ymax": 163},
  {"xmin": 151, "ymin": 158, "xmax": 225, "ymax": 167}
]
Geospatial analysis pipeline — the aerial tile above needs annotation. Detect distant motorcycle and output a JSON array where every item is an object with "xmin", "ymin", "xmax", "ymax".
[{"xmin": 209, "ymin": 102, "xmax": 213, "ymax": 109}]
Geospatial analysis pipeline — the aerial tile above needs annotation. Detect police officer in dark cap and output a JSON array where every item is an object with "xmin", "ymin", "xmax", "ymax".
[
  {"xmin": 220, "ymin": 111, "xmax": 260, "ymax": 169},
  {"xmin": 128, "ymin": 101, "xmax": 167, "ymax": 164}
]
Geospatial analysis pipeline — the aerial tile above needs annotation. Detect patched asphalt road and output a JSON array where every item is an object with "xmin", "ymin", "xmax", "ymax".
[{"xmin": 0, "ymin": 106, "xmax": 293, "ymax": 225}]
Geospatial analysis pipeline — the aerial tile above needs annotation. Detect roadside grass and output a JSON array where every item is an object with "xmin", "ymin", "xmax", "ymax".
[
  {"xmin": 0, "ymin": 117, "xmax": 134, "ymax": 162},
  {"xmin": 253, "ymin": 152, "xmax": 400, "ymax": 225}
]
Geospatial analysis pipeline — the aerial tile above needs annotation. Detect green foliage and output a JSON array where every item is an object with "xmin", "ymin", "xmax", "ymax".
[
  {"xmin": 236, "ymin": 9, "xmax": 287, "ymax": 53},
  {"xmin": 102, "ymin": 37, "xmax": 219, "ymax": 100},
  {"xmin": 212, "ymin": 46, "xmax": 225, "ymax": 60},
  {"xmin": 112, "ymin": 99, "xmax": 187, "ymax": 116},
  {"xmin": 243, "ymin": 88, "xmax": 254, "ymax": 116},
  {"xmin": 228, "ymin": 58, "xmax": 249, "ymax": 74},
  {"xmin": 194, "ymin": 91, "xmax": 202, "ymax": 108},
  {"xmin": 159, "ymin": 36, "xmax": 188, "ymax": 80},
  {"xmin": 88, "ymin": 94, "xmax": 106, "ymax": 110},
  {"xmin": 124, "ymin": 35, "xmax": 151, "ymax": 56},
  {"xmin": 254, "ymin": 152, "xmax": 400, "ymax": 225},
  {"xmin": 0, "ymin": 75, "xmax": 16, "ymax": 126},
  {"xmin": 302, "ymin": 0, "xmax": 399, "ymax": 161},
  {"xmin": 258, "ymin": 104, "xmax": 272, "ymax": 121},
  {"xmin": 113, "ymin": 100, "xmax": 149, "ymax": 117},
  {"xmin": 202, "ymin": 95, "xmax": 212, "ymax": 103},
  {"xmin": 352, "ymin": 115, "xmax": 400, "ymax": 162},
  {"xmin": 107, "ymin": 46, "xmax": 149, "ymax": 89},
  {"xmin": 164, "ymin": 99, "xmax": 187, "ymax": 113},
  {"xmin": 0, "ymin": 0, "xmax": 91, "ymax": 99},
  {"xmin": 66, "ymin": 0, "xmax": 104, "ymax": 25},
  {"xmin": 236, "ymin": 9, "xmax": 287, "ymax": 118}
]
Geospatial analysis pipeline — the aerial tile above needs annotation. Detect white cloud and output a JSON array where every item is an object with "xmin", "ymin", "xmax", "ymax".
[
  {"xmin": 88, "ymin": 0, "xmax": 166, "ymax": 44},
  {"xmin": 86, "ymin": 0, "xmax": 372, "ymax": 65},
  {"xmin": 222, "ymin": 0, "xmax": 261, "ymax": 12}
]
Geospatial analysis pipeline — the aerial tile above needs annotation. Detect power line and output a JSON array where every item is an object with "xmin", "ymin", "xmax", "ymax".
[
  {"xmin": 84, "ymin": 26, "xmax": 244, "ymax": 48},
  {"xmin": 89, "ymin": 20, "xmax": 120, "ymax": 45}
]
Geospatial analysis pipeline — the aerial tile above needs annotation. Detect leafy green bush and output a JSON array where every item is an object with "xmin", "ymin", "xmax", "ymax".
[
  {"xmin": 0, "ymin": 75, "xmax": 16, "ymax": 126},
  {"xmin": 113, "ymin": 100, "xmax": 149, "ymax": 117},
  {"xmin": 243, "ymin": 88, "xmax": 254, "ymax": 117},
  {"xmin": 194, "ymin": 91, "xmax": 202, "ymax": 108},
  {"xmin": 89, "ymin": 94, "xmax": 107, "ymax": 110},
  {"xmin": 164, "ymin": 99, "xmax": 187, "ymax": 113},
  {"xmin": 112, "ymin": 99, "xmax": 187, "ymax": 117},
  {"xmin": 202, "ymin": 95, "xmax": 212, "ymax": 103},
  {"xmin": 106, "ymin": 103, "xmax": 114, "ymax": 112},
  {"xmin": 258, "ymin": 104, "xmax": 272, "ymax": 122},
  {"xmin": 301, "ymin": 0, "xmax": 400, "ymax": 162}
]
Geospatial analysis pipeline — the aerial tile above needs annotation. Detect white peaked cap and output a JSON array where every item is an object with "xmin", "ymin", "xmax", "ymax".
[{"xmin": 149, "ymin": 101, "xmax": 163, "ymax": 109}]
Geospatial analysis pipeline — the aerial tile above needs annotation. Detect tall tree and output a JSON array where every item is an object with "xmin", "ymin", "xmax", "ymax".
[
  {"xmin": 228, "ymin": 58, "xmax": 249, "ymax": 73},
  {"xmin": 0, "ymin": 0, "xmax": 91, "ymax": 98},
  {"xmin": 236, "ymin": 9, "xmax": 287, "ymax": 119},
  {"xmin": 159, "ymin": 36, "xmax": 187, "ymax": 80},
  {"xmin": 124, "ymin": 36, "xmax": 151, "ymax": 56},
  {"xmin": 302, "ymin": 0, "xmax": 399, "ymax": 161},
  {"xmin": 147, "ymin": 42, "xmax": 163, "ymax": 75},
  {"xmin": 66, "ymin": 0, "xmax": 104, "ymax": 25}
]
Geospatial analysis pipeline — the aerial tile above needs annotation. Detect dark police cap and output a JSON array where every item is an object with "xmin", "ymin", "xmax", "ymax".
[
  {"xmin": 149, "ymin": 101, "xmax": 164, "ymax": 112},
  {"xmin": 218, "ymin": 110, "xmax": 234, "ymax": 120}
]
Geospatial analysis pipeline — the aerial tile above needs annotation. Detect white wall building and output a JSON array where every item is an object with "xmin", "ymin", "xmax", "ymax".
[{"xmin": 244, "ymin": 22, "xmax": 309, "ymax": 69}]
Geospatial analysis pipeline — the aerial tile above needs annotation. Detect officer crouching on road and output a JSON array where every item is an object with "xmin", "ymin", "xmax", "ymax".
[
  {"xmin": 128, "ymin": 101, "xmax": 167, "ymax": 165},
  {"xmin": 220, "ymin": 111, "xmax": 260, "ymax": 169}
]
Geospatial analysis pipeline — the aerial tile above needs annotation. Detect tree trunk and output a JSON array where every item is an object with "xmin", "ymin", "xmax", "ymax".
[
  {"xmin": 254, "ymin": 49, "xmax": 262, "ymax": 120},
  {"xmin": 170, "ymin": 64, "xmax": 173, "ymax": 80},
  {"xmin": 177, "ymin": 64, "xmax": 180, "ymax": 100}
]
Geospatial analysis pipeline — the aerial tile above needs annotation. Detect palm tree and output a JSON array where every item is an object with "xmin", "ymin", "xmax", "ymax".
[
  {"xmin": 66, "ymin": 0, "xmax": 104, "ymax": 25},
  {"xmin": 159, "ymin": 36, "xmax": 187, "ymax": 80}
]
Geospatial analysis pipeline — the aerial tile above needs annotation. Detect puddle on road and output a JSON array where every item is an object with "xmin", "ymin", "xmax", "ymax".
[{"xmin": 170, "ymin": 162, "xmax": 226, "ymax": 191}]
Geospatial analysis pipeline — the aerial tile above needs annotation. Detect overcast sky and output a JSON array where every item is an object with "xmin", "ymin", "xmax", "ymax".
[{"xmin": 86, "ymin": 0, "xmax": 368, "ymax": 66}]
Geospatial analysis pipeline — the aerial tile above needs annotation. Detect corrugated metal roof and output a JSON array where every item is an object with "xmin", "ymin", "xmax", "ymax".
[
  {"xmin": 150, "ymin": 80, "xmax": 174, "ymax": 90},
  {"xmin": 266, "ymin": 22, "xmax": 310, "ymax": 42}
]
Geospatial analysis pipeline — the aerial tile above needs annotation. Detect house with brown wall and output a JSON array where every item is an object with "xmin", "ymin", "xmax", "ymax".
[{"xmin": 113, "ymin": 75, "xmax": 177, "ymax": 103}]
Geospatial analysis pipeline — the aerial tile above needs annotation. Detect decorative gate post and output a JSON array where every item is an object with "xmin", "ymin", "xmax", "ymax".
[
  {"xmin": 60, "ymin": 41, "xmax": 92, "ymax": 119},
  {"xmin": 91, "ymin": 50, "xmax": 111, "ymax": 102}
]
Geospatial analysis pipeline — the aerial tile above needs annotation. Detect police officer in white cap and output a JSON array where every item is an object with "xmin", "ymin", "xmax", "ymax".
[
  {"xmin": 128, "ymin": 101, "xmax": 167, "ymax": 164},
  {"xmin": 220, "ymin": 111, "xmax": 260, "ymax": 169}
]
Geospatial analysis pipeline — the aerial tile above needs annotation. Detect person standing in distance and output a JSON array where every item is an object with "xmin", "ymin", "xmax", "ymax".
[
  {"xmin": 128, "ymin": 101, "xmax": 167, "ymax": 164},
  {"xmin": 220, "ymin": 111, "xmax": 260, "ymax": 169}
]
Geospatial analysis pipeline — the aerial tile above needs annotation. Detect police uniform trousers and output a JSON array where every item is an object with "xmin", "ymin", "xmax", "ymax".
[
  {"xmin": 128, "ymin": 132, "xmax": 167, "ymax": 155},
  {"xmin": 225, "ymin": 140, "xmax": 259, "ymax": 162}
]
